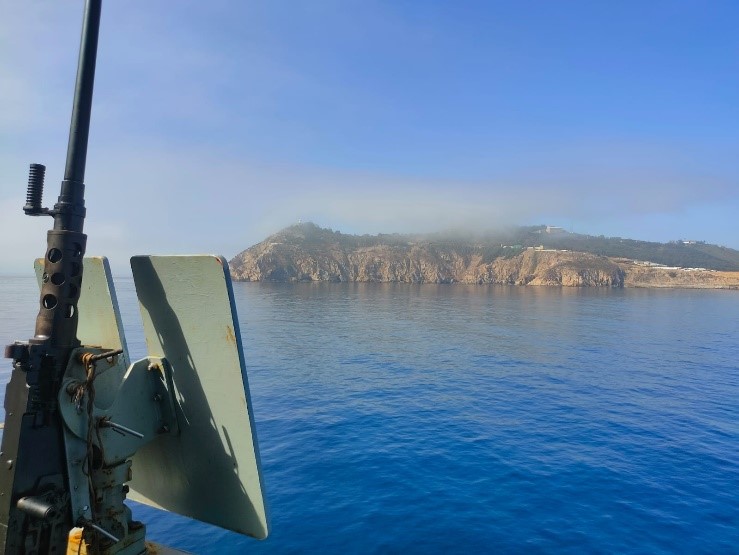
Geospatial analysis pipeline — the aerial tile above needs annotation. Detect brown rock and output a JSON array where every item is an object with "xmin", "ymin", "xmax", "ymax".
[
  {"xmin": 230, "ymin": 226, "xmax": 624, "ymax": 287},
  {"xmin": 229, "ymin": 224, "xmax": 739, "ymax": 288}
]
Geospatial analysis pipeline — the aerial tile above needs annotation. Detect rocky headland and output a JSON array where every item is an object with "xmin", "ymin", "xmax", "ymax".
[{"xmin": 229, "ymin": 223, "xmax": 739, "ymax": 289}]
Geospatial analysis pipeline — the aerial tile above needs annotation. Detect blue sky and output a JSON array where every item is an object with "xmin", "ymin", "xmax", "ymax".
[{"xmin": 1, "ymin": 1, "xmax": 738, "ymax": 274}]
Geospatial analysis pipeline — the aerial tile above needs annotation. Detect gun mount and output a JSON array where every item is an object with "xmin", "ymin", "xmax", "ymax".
[{"xmin": 1, "ymin": 2, "xmax": 267, "ymax": 553}]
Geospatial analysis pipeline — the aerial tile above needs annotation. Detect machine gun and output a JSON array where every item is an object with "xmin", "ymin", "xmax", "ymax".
[{"xmin": 0, "ymin": 2, "xmax": 268, "ymax": 553}]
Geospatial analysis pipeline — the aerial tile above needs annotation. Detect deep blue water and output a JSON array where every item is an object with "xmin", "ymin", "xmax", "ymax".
[{"xmin": 1, "ymin": 278, "xmax": 738, "ymax": 553}]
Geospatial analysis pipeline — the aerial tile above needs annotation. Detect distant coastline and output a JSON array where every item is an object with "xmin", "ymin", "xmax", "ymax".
[{"xmin": 229, "ymin": 223, "xmax": 739, "ymax": 289}]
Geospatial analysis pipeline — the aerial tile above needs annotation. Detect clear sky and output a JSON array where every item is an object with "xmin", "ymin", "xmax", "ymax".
[{"xmin": 2, "ymin": 1, "xmax": 738, "ymax": 274}]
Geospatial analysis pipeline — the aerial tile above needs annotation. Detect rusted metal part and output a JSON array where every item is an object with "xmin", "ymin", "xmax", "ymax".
[
  {"xmin": 34, "ymin": 257, "xmax": 131, "ymax": 362},
  {"xmin": 59, "ymin": 352, "xmax": 179, "ymax": 466},
  {"xmin": 80, "ymin": 349, "xmax": 124, "ymax": 365}
]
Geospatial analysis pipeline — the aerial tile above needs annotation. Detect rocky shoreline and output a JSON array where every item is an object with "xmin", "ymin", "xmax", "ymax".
[{"xmin": 229, "ymin": 225, "xmax": 739, "ymax": 289}]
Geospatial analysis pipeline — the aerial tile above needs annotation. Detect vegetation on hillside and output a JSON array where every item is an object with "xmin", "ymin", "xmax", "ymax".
[{"xmin": 267, "ymin": 222, "xmax": 739, "ymax": 271}]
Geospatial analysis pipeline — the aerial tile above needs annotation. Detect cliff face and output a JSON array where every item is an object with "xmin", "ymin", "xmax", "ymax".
[
  {"xmin": 618, "ymin": 263, "xmax": 739, "ymax": 289},
  {"xmin": 230, "ymin": 224, "xmax": 625, "ymax": 286},
  {"xmin": 231, "ymin": 244, "xmax": 624, "ymax": 286},
  {"xmin": 230, "ymin": 224, "xmax": 739, "ymax": 288}
]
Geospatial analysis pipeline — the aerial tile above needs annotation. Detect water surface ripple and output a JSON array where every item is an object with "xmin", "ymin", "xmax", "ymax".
[{"xmin": 1, "ymin": 280, "xmax": 737, "ymax": 553}]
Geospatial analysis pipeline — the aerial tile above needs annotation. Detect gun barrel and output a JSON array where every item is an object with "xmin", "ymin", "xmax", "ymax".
[
  {"xmin": 55, "ymin": 0, "xmax": 101, "ymax": 235},
  {"xmin": 63, "ymin": 0, "xmax": 101, "ymax": 190}
]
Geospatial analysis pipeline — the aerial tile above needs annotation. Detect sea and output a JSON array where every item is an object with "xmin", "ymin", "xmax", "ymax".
[{"xmin": 1, "ymin": 276, "xmax": 738, "ymax": 554}]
